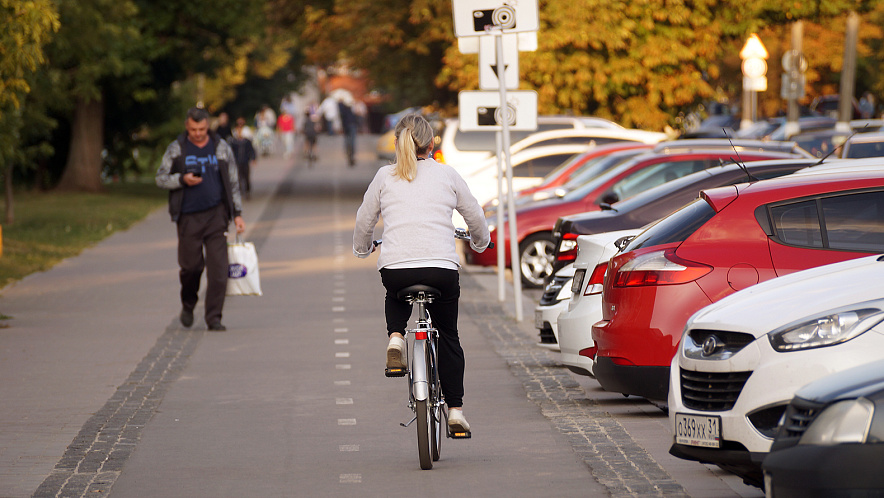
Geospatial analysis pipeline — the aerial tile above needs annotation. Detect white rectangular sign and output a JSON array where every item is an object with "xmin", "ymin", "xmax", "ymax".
[
  {"xmin": 458, "ymin": 90, "xmax": 538, "ymax": 131},
  {"xmin": 479, "ymin": 34, "xmax": 519, "ymax": 90},
  {"xmin": 458, "ymin": 31, "xmax": 537, "ymax": 54},
  {"xmin": 452, "ymin": 0, "xmax": 539, "ymax": 37}
]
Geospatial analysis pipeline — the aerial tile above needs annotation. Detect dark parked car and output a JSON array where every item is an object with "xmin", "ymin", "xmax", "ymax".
[
  {"xmin": 763, "ymin": 358, "xmax": 884, "ymax": 496},
  {"xmin": 549, "ymin": 157, "xmax": 820, "ymax": 276}
]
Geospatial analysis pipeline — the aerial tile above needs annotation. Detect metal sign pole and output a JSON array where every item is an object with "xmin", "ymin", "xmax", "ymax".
[
  {"xmin": 495, "ymin": 130, "xmax": 506, "ymax": 302},
  {"xmin": 494, "ymin": 27, "xmax": 523, "ymax": 321}
]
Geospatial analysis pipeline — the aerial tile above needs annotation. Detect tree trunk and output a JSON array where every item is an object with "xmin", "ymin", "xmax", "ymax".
[
  {"xmin": 57, "ymin": 96, "xmax": 104, "ymax": 192},
  {"xmin": 4, "ymin": 161, "xmax": 12, "ymax": 226}
]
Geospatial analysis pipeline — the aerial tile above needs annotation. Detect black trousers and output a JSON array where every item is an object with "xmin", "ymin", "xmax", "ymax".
[
  {"xmin": 380, "ymin": 267, "xmax": 465, "ymax": 408},
  {"xmin": 177, "ymin": 203, "xmax": 229, "ymax": 326}
]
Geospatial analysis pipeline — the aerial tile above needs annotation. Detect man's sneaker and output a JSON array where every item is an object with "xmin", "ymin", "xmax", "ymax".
[
  {"xmin": 180, "ymin": 308, "xmax": 194, "ymax": 328},
  {"xmin": 448, "ymin": 408, "xmax": 471, "ymax": 436},
  {"xmin": 386, "ymin": 335, "xmax": 407, "ymax": 369},
  {"xmin": 208, "ymin": 322, "xmax": 227, "ymax": 332}
]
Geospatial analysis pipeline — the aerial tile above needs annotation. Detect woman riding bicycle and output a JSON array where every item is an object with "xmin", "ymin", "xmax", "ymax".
[{"xmin": 353, "ymin": 114, "xmax": 490, "ymax": 434}]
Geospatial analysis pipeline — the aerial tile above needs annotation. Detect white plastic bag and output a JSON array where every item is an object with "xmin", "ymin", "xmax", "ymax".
[{"xmin": 227, "ymin": 237, "xmax": 263, "ymax": 296}]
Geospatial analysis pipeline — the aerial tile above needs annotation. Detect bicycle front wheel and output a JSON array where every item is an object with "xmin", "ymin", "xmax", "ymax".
[{"xmin": 415, "ymin": 398, "xmax": 433, "ymax": 470}]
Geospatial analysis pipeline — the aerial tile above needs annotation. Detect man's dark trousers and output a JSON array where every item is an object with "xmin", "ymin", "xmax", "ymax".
[{"xmin": 177, "ymin": 203, "xmax": 229, "ymax": 326}]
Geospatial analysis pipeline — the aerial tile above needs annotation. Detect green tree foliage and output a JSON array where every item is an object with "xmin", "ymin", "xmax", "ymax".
[{"xmin": 0, "ymin": 0, "xmax": 59, "ymax": 223}]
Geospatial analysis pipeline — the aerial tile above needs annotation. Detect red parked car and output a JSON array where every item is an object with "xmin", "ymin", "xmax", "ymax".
[
  {"xmin": 508, "ymin": 143, "xmax": 654, "ymax": 203},
  {"xmin": 591, "ymin": 167, "xmax": 884, "ymax": 400},
  {"xmin": 465, "ymin": 140, "xmax": 810, "ymax": 287}
]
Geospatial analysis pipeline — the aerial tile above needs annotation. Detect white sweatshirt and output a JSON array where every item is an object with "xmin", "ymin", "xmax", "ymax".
[{"xmin": 353, "ymin": 159, "xmax": 490, "ymax": 270}]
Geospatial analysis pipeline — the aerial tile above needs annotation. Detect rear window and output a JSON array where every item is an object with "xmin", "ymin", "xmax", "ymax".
[
  {"xmin": 624, "ymin": 198, "xmax": 716, "ymax": 252},
  {"xmin": 770, "ymin": 190, "xmax": 884, "ymax": 252},
  {"xmin": 845, "ymin": 141, "xmax": 884, "ymax": 158}
]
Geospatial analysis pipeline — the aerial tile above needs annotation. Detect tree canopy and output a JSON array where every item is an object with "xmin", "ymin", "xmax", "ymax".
[{"xmin": 4, "ymin": 0, "xmax": 884, "ymax": 194}]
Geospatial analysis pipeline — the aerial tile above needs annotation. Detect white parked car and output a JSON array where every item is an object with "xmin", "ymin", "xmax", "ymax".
[
  {"xmin": 437, "ymin": 116, "xmax": 625, "ymax": 169},
  {"xmin": 841, "ymin": 131, "xmax": 884, "ymax": 158},
  {"xmin": 557, "ymin": 229, "xmax": 639, "ymax": 376},
  {"xmin": 668, "ymin": 254, "xmax": 884, "ymax": 487},
  {"xmin": 534, "ymin": 263, "xmax": 575, "ymax": 351}
]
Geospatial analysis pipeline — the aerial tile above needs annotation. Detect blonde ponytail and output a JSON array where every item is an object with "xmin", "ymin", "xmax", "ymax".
[{"xmin": 393, "ymin": 114, "xmax": 434, "ymax": 182}]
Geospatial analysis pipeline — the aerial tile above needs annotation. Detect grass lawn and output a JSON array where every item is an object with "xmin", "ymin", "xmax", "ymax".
[{"xmin": 0, "ymin": 181, "xmax": 167, "ymax": 289}]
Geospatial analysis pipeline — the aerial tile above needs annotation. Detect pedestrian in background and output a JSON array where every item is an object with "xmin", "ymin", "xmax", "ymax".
[
  {"xmin": 302, "ymin": 106, "xmax": 319, "ymax": 165},
  {"xmin": 231, "ymin": 117, "xmax": 257, "ymax": 199},
  {"xmin": 156, "ymin": 106, "xmax": 246, "ymax": 332},
  {"xmin": 320, "ymin": 95, "xmax": 340, "ymax": 135},
  {"xmin": 277, "ymin": 110, "xmax": 296, "ymax": 159},
  {"xmin": 338, "ymin": 95, "xmax": 358, "ymax": 166},
  {"xmin": 214, "ymin": 112, "xmax": 232, "ymax": 141}
]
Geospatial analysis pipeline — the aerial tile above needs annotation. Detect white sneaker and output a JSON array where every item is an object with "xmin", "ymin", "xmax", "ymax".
[
  {"xmin": 386, "ymin": 335, "xmax": 407, "ymax": 369},
  {"xmin": 448, "ymin": 408, "xmax": 471, "ymax": 433}
]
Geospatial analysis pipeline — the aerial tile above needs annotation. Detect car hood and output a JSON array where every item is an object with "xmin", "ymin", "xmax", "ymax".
[
  {"xmin": 794, "ymin": 358, "xmax": 884, "ymax": 403},
  {"xmin": 686, "ymin": 254, "xmax": 884, "ymax": 338}
]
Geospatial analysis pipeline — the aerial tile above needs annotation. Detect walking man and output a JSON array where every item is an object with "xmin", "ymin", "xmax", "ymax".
[{"xmin": 156, "ymin": 106, "xmax": 246, "ymax": 331}]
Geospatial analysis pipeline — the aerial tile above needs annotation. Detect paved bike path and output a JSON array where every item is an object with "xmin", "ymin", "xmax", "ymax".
[{"xmin": 0, "ymin": 136, "xmax": 604, "ymax": 497}]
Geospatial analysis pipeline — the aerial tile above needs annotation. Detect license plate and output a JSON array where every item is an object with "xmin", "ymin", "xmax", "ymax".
[
  {"xmin": 675, "ymin": 413, "xmax": 721, "ymax": 448},
  {"xmin": 535, "ymin": 310, "xmax": 544, "ymax": 330}
]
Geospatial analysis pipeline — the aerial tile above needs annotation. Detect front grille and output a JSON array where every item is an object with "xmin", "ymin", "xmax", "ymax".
[
  {"xmin": 779, "ymin": 397, "xmax": 825, "ymax": 439},
  {"xmin": 686, "ymin": 329, "xmax": 756, "ymax": 359},
  {"xmin": 539, "ymin": 274, "xmax": 571, "ymax": 305},
  {"xmin": 680, "ymin": 369, "xmax": 752, "ymax": 411},
  {"xmin": 538, "ymin": 325, "xmax": 557, "ymax": 344}
]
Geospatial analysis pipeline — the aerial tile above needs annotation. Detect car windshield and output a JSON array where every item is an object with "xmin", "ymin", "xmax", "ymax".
[
  {"xmin": 535, "ymin": 153, "xmax": 586, "ymax": 187},
  {"xmin": 557, "ymin": 153, "xmax": 647, "ymax": 201},
  {"xmin": 623, "ymin": 198, "xmax": 716, "ymax": 252},
  {"xmin": 735, "ymin": 120, "xmax": 779, "ymax": 139},
  {"xmin": 562, "ymin": 149, "xmax": 647, "ymax": 190}
]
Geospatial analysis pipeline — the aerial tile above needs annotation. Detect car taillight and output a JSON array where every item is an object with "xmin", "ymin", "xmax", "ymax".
[
  {"xmin": 556, "ymin": 232, "xmax": 579, "ymax": 262},
  {"xmin": 613, "ymin": 249, "xmax": 712, "ymax": 287},
  {"xmin": 584, "ymin": 261, "xmax": 608, "ymax": 295}
]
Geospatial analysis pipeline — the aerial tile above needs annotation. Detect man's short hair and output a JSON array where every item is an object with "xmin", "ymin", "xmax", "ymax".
[{"xmin": 186, "ymin": 107, "xmax": 210, "ymax": 123}]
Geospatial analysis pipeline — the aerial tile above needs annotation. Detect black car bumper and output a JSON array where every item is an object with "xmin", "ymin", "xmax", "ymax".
[
  {"xmin": 763, "ymin": 443, "xmax": 884, "ymax": 497},
  {"xmin": 593, "ymin": 357, "xmax": 669, "ymax": 400}
]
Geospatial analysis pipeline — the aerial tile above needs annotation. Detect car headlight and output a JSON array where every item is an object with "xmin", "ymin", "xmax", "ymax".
[
  {"xmin": 799, "ymin": 398, "xmax": 874, "ymax": 445},
  {"xmin": 532, "ymin": 191, "xmax": 553, "ymax": 202},
  {"xmin": 768, "ymin": 300, "xmax": 884, "ymax": 352}
]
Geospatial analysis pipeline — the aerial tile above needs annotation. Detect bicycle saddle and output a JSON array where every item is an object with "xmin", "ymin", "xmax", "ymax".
[{"xmin": 397, "ymin": 285, "xmax": 441, "ymax": 301}]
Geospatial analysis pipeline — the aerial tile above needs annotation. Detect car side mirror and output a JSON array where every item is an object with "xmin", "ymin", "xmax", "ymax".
[{"xmin": 600, "ymin": 191, "xmax": 619, "ymax": 205}]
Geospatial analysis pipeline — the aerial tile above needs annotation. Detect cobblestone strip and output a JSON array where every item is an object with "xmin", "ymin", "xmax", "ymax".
[
  {"xmin": 460, "ymin": 276, "xmax": 688, "ymax": 497},
  {"xmin": 32, "ymin": 328, "xmax": 203, "ymax": 498}
]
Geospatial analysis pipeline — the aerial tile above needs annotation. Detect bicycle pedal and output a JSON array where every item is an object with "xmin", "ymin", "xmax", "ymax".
[
  {"xmin": 448, "ymin": 429, "xmax": 471, "ymax": 439},
  {"xmin": 385, "ymin": 367, "xmax": 407, "ymax": 377}
]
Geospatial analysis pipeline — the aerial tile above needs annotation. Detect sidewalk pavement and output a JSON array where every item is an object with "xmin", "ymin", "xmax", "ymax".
[{"xmin": 0, "ymin": 145, "xmax": 296, "ymax": 497}]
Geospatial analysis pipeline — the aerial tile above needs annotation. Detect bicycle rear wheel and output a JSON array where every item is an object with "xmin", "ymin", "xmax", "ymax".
[
  {"xmin": 428, "ymin": 342, "xmax": 442, "ymax": 461},
  {"xmin": 415, "ymin": 398, "xmax": 433, "ymax": 470}
]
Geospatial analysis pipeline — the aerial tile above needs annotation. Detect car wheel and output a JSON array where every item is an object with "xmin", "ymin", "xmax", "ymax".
[{"xmin": 519, "ymin": 233, "xmax": 555, "ymax": 288}]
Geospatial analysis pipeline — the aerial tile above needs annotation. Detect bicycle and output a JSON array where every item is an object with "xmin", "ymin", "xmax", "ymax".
[{"xmin": 374, "ymin": 229, "xmax": 491, "ymax": 470}]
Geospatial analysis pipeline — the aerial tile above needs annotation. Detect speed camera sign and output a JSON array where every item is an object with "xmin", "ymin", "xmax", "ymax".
[
  {"xmin": 452, "ymin": 0, "xmax": 539, "ymax": 37},
  {"xmin": 458, "ymin": 91, "xmax": 538, "ymax": 131}
]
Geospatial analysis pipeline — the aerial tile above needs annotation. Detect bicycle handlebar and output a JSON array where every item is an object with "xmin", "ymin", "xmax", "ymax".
[{"xmin": 372, "ymin": 229, "xmax": 494, "ymax": 249}]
